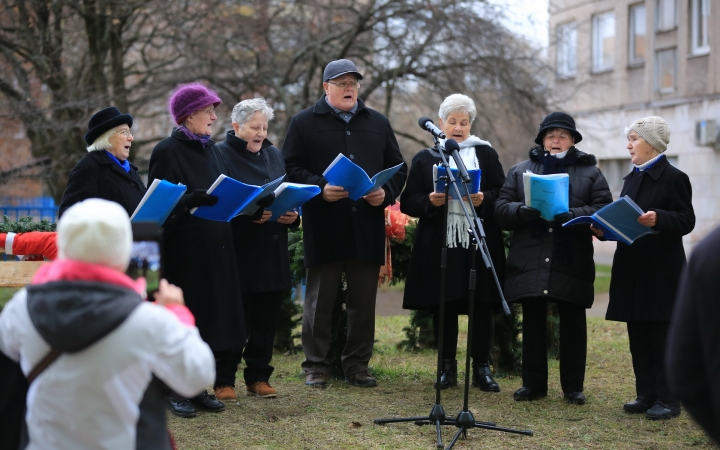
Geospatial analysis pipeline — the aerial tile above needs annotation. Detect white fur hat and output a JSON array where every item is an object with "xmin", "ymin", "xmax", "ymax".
[{"xmin": 57, "ymin": 199, "xmax": 132, "ymax": 271}]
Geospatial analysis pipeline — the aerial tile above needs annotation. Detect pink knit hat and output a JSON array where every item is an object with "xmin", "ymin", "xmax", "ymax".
[{"xmin": 168, "ymin": 82, "xmax": 222, "ymax": 125}]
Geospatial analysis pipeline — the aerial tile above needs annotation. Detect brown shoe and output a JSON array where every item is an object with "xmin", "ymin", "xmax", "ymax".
[
  {"xmin": 246, "ymin": 381, "xmax": 277, "ymax": 398},
  {"xmin": 214, "ymin": 385, "xmax": 237, "ymax": 400},
  {"xmin": 344, "ymin": 371, "xmax": 377, "ymax": 387},
  {"xmin": 304, "ymin": 372, "xmax": 330, "ymax": 388}
]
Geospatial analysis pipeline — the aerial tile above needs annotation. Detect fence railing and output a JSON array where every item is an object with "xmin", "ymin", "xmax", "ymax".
[{"xmin": 0, "ymin": 196, "xmax": 58, "ymax": 223}]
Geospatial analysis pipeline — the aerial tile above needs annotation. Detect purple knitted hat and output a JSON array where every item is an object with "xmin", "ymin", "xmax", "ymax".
[{"xmin": 168, "ymin": 82, "xmax": 222, "ymax": 125}]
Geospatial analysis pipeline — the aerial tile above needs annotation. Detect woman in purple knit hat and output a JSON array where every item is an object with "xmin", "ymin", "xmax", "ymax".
[{"xmin": 149, "ymin": 82, "xmax": 247, "ymax": 418}]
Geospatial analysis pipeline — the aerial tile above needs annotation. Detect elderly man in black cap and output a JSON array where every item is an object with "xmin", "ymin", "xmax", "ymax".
[{"xmin": 283, "ymin": 59, "xmax": 407, "ymax": 388}]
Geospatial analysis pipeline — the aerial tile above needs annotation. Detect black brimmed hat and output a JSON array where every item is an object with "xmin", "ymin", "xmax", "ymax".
[
  {"xmin": 84, "ymin": 107, "xmax": 133, "ymax": 145},
  {"xmin": 534, "ymin": 111, "xmax": 582, "ymax": 145}
]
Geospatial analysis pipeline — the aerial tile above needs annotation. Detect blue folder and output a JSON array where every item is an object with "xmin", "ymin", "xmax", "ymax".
[
  {"xmin": 191, "ymin": 175, "xmax": 284, "ymax": 222},
  {"xmin": 562, "ymin": 196, "xmax": 657, "ymax": 245},
  {"xmin": 322, "ymin": 154, "xmax": 403, "ymax": 201},
  {"xmin": 267, "ymin": 183, "xmax": 321, "ymax": 221},
  {"xmin": 523, "ymin": 172, "xmax": 570, "ymax": 221},
  {"xmin": 433, "ymin": 165, "xmax": 481, "ymax": 198},
  {"xmin": 130, "ymin": 179, "xmax": 186, "ymax": 225}
]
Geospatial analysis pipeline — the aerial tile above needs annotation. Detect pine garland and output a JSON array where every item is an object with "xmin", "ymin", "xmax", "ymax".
[{"xmin": 0, "ymin": 216, "xmax": 56, "ymax": 233}]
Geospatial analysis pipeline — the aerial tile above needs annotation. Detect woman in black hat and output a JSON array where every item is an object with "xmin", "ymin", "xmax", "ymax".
[
  {"xmin": 495, "ymin": 112, "xmax": 612, "ymax": 405},
  {"xmin": 59, "ymin": 107, "xmax": 146, "ymax": 218}
]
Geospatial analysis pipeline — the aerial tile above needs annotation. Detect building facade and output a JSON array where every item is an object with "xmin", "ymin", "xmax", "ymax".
[{"xmin": 549, "ymin": 0, "xmax": 718, "ymax": 251}]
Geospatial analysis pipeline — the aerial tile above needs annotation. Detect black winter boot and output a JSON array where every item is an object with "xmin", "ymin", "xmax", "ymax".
[
  {"xmin": 434, "ymin": 359, "xmax": 457, "ymax": 390},
  {"xmin": 472, "ymin": 362, "xmax": 500, "ymax": 392}
]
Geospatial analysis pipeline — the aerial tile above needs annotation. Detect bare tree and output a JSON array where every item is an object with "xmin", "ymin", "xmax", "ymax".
[
  {"xmin": 0, "ymin": 0, "xmax": 213, "ymax": 198},
  {"xmin": 0, "ymin": 0, "xmax": 547, "ymax": 199}
]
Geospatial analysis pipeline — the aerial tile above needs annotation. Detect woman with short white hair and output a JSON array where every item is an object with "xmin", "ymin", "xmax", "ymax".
[
  {"xmin": 59, "ymin": 107, "xmax": 146, "ymax": 218},
  {"xmin": 217, "ymin": 97, "xmax": 300, "ymax": 399},
  {"xmin": 401, "ymin": 93, "xmax": 507, "ymax": 392}
]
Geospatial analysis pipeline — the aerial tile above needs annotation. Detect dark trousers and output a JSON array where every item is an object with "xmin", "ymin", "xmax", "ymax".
[
  {"xmin": 214, "ymin": 349, "xmax": 243, "ymax": 388},
  {"xmin": 521, "ymin": 299, "xmax": 587, "ymax": 393},
  {"xmin": 627, "ymin": 321, "xmax": 674, "ymax": 402},
  {"xmin": 241, "ymin": 290, "xmax": 283, "ymax": 385},
  {"xmin": 433, "ymin": 300, "xmax": 494, "ymax": 363},
  {"xmin": 301, "ymin": 259, "xmax": 380, "ymax": 377}
]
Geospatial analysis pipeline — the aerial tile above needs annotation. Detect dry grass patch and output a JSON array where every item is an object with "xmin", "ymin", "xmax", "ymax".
[{"xmin": 169, "ymin": 317, "xmax": 713, "ymax": 449}]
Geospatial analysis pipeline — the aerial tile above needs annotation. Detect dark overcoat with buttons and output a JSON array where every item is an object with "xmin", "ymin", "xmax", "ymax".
[
  {"xmin": 148, "ymin": 129, "xmax": 245, "ymax": 351},
  {"xmin": 58, "ymin": 151, "xmax": 146, "ymax": 218},
  {"xmin": 216, "ymin": 132, "xmax": 299, "ymax": 293},
  {"xmin": 494, "ymin": 147, "xmax": 612, "ymax": 308},
  {"xmin": 282, "ymin": 96, "xmax": 408, "ymax": 267},
  {"xmin": 400, "ymin": 145, "xmax": 506, "ymax": 310},
  {"xmin": 605, "ymin": 156, "xmax": 695, "ymax": 322}
]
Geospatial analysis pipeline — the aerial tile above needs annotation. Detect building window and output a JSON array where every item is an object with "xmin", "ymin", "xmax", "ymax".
[
  {"xmin": 691, "ymin": 0, "xmax": 710, "ymax": 55},
  {"xmin": 598, "ymin": 159, "xmax": 633, "ymax": 193},
  {"xmin": 557, "ymin": 22, "xmax": 577, "ymax": 78},
  {"xmin": 592, "ymin": 12, "xmax": 615, "ymax": 72},
  {"xmin": 656, "ymin": 0, "xmax": 677, "ymax": 32},
  {"xmin": 655, "ymin": 48, "xmax": 677, "ymax": 93},
  {"xmin": 629, "ymin": 4, "xmax": 646, "ymax": 65}
]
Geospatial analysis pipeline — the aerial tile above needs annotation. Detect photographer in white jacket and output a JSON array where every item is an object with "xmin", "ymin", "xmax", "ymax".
[{"xmin": 0, "ymin": 198, "xmax": 215, "ymax": 450}]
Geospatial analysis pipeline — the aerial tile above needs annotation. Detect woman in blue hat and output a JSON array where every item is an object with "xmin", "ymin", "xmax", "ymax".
[{"xmin": 59, "ymin": 107, "xmax": 146, "ymax": 217}]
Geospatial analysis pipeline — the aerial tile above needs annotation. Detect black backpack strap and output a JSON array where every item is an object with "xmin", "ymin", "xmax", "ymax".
[{"xmin": 27, "ymin": 348, "xmax": 62, "ymax": 384}]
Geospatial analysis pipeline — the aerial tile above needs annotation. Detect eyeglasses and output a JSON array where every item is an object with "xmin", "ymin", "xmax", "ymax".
[
  {"xmin": 115, "ymin": 129, "xmax": 135, "ymax": 137},
  {"xmin": 200, "ymin": 106, "xmax": 216, "ymax": 115},
  {"xmin": 327, "ymin": 80, "xmax": 361, "ymax": 90}
]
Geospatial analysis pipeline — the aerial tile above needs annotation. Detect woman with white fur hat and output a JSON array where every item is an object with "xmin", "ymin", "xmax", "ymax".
[{"xmin": 602, "ymin": 116, "xmax": 695, "ymax": 420}]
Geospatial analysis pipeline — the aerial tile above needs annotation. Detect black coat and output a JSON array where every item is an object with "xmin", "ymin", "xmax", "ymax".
[
  {"xmin": 59, "ymin": 151, "xmax": 146, "ymax": 218},
  {"xmin": 666, "ymin": 225, "xmax": 720, "ymax": 446},
  {"xmin": 148, "ymin": 129, "xmax": 245, "ymax": 352},
  {"xmin": 282, "ymin": 96, "xmax": 408, "ymax": 267},
  {"xmin": 605, "ymin": 156, "xmax": 695, "ymax": 322},
  {"xmin": 495, "ymin": 147, "xmax": 612, "ymax": 307},
  {"xmin": 400, "ymin": 145, "xmax": 506, "ymax": 310},
  {"xmin": 216, "ymin": 131, "xmax": 299, "ymax": 293}
]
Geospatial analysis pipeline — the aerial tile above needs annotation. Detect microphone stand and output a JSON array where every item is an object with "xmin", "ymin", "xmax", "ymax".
[
  {"xmin": 374, "ymin": 133, "xmax": 451, "ymax": 449},
  {"xmin": 440, "ymin": 142, "xmax": 531, "ymax": 448},
  {"xmin": 374, "ymin": 137, "xmax": 532, "ymax": 448}
]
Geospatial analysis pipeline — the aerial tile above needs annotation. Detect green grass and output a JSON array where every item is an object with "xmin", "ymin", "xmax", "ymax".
[
  {"xmin": 0, "ymin": 288, "xmax": 18, "ymax": 310},
  {"xmin": 595, "ymin": 263, "xmax": 612, "ymax": 295},
  {"xmin": 169, "ymin": 316, "xmax": 712, "ymax": 449}
]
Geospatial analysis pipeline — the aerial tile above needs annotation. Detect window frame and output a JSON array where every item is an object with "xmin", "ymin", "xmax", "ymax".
[
  {"xmin": 655, "ymin": 48, "xmax": 677, "ymax": 93},
  {"xmin": 592, "ymin": 11, "xmax": 616, "ymax": 73},
  {"xmin": 656, "ymin": 0, "xmax": 678, "ymax": 32},
  {"xmin": 556, "ymin": 22, "xmax": 578, "ymax": 79},
  {"xmin": 629, "ymin": 3, "xmax": 647, "ymax": 66},
  {"xmin": 690, "ymin": 0, "xmax": 710, "ymax": 55}
]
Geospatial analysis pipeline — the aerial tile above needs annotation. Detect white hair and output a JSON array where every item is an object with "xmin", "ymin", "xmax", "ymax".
[
  {"xmin": 231, "ymin": 97, "xmax": 275, "ymax": 127},
  {"xmin": 438, "ymin": 93, "xmax": 477, "ymax": 124},
  {"xmin": 58, "ymin": 198, "xmax": 133, "ymax": 272},
  {"xmin": 86, "ymin": 125, "xmax": 124, "ymax": 152}
]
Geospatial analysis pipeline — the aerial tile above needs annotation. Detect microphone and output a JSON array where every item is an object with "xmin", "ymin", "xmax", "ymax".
[
  {"xmin": 444, "ymin": 139, "xmax": 472, "ymax": 183},
  {"xmin": 418, "ymin": 116, "xmax": 446, "ymax": 139}
]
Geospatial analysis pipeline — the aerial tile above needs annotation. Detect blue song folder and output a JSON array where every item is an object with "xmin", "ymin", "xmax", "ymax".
[
  {"xmin": 191, "ymin": 175, "xmax": 284, "ymax": 222},
  {"xmin": 130, "ymin": 179, "xmax": 186, "ymax": 225},
  {"xmin": 433, "ymin": 165, "xmax": 481, "ymax": 198},
  {"xmin": 562, "ymin": 196, "xmax": 657, "ymax": 245},
  {"xmin": 322, "ymin": 154, "xmax": 403, "ymax": 201},
  {"xmin": 267, "ymin": 183, "xmax": 321, "ymax": 221},
  {"xmin": 523, "ymin": 171, "xmax": 570, "ymax": 221}
]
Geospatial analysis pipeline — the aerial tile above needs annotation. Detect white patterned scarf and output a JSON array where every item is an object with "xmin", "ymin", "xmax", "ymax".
[{"xmin": 438, "ymin": 135, "xmax": 490, "ymax": 249}]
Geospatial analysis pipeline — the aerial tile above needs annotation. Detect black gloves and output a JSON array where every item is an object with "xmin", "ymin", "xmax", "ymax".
[
  {"xmin": 554, "ymin": 211, "xmax": 574, "ymax": 225},
  {"xmin": 256, "ymin": 193, "xmax": 275, "ymax": 208},
  {"xmin": 517, "ymin": 205, "xmax": 541, "ymax": 222},
  {"xmin": 184, "ymin": 189, "xmax": 218, "ymax": 209}
]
